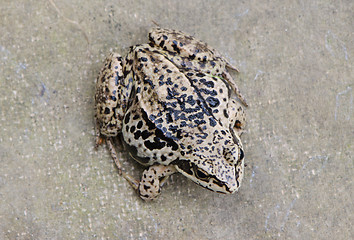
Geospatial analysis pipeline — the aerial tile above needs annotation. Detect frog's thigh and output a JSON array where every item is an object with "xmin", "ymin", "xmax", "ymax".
[
  {"xmin": 148, "ymin": 28, "xmax": 206, "ymax": 58},
  {"xmin": 139, "ymin": 165, "xmax": 177, "ymax": 201},
  {"xmin": 228, "ymin": 99, "xmax": 246, "ymax": 135},
  {"xmin": 95, "ymin": 53, "xmax": 125, "ymax": 137}
]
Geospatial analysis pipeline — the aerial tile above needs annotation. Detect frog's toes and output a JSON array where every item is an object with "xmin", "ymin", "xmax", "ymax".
[{"xmin": 95, "ymin": 135, "xmax": 105, "ymax": 149}]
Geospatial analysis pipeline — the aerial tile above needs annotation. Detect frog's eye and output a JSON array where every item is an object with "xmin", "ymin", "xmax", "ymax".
[
  {"xmin": 192, "ymin": 164, "xmax": 209, "ymax": 180},
  {"xmin": 195, "ymin": 168, "xmax": 209, "ymax": 181}
]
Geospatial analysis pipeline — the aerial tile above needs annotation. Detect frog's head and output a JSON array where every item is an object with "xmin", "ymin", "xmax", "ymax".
[{"xmin": 172, "ymin": 141, "xmax": 244, "ymax": 194}]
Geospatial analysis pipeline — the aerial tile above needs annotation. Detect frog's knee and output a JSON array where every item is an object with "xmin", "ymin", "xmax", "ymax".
[
  {"xmin": 95, "ymin": 53, "xmax": 126, "ymax": 137},
  {"xmin": 96, "ymin": 115, "xmax": 120, "ymax": 137}
]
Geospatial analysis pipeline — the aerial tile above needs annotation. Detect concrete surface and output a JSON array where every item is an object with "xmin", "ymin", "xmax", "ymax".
[{"xmin": 0, "ymin": 0, "xmax": 353, "ymax": 239}]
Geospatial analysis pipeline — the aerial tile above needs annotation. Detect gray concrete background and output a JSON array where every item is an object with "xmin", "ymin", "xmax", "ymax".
[{"xmin": 0, "ymin": 0, "xmax": 353, "ymax": 239}]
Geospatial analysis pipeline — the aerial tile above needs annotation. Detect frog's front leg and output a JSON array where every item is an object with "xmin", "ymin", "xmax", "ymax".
[
  {"xmin": 106, "ymin": 142, "xmax": 177, "ymax": 201},
  {"xmin": 138, "ymin": 165, "xmax": 177, "ymax": 201}
]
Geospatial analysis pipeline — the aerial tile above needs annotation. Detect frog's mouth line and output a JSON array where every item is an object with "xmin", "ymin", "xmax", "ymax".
[{"xmin": 171, "ymin": 159, "xmax": 235, "ymax": 194}]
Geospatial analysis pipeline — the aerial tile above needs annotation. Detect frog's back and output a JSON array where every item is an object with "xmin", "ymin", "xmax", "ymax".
[{"xmin": 121, "ymin": 44, "xmax": 236, "ymax": 167}]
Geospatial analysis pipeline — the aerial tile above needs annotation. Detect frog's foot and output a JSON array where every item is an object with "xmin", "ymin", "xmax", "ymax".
[
  {"xmin": 223, "ymin": 71, "xmax": 248, "ymax": 107},
  {"xmin": 138, "ymin": 165, "xmax": 177, "ymax": 201}
]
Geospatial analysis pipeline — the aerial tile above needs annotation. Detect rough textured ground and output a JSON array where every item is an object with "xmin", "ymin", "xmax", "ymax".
[{"xmin": 0, "ymin": 0, "xmax": 353, "ymax": 239}]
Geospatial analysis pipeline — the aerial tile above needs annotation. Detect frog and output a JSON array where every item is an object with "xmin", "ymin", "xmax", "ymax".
[{"xmin": 95, "ymin": 28, "xmax": 247, "ymax": 201}]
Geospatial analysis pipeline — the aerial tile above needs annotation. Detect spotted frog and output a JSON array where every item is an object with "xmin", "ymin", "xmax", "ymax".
[{"xmin": 95, "ymin": 28, "xmax": 247, "ymax": 200}]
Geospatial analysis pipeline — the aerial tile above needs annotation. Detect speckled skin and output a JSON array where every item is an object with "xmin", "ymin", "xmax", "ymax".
[{"xmin": 95, "ymin": 28, "xmax": 247, "ymax": 201}]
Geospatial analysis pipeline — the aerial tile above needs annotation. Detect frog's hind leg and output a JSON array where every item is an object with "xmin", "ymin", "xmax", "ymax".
[
  {"xmin": 148, "ymin": 28, "xmax": 216, "ymax": 62},
  {"xmin": 95, "ymin": 52, "xmax": 131, "ymax": 140},
  {"xmin": 139, "ymin": 165, "xmax": 177, "ymax": 201},
  {"xmin": 95, "ymin": 52, "xmax": 140, "ymax": 190}
]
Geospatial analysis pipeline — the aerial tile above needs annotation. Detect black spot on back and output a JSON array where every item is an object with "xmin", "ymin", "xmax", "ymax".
[
  {"xmin": 159, "ymin": 40, "xmax": 165, "ymax": 48},
  {"xmin": 223, "ymin": 109, "xmax": 229, "ymax": 118},
  {"xmin": 134, "ymin": 130, "xmax": 141, "ymax": 140},
  {"xmin": 209, "ymin": 117, "xmax": 217, "ymax": 127},
  {"xmin": 206, "ymin": 96, "xmax": 220, "ymax": 108},
  {"xmin": 124, "ymin": 112, "xmax": 131, "ymax": 124},
  {"xmin": 130, "ymin": 125, "xmax": 136, "ymax": 133}
]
